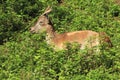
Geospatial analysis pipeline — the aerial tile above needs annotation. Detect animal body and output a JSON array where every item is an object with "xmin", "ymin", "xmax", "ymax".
[{"xmin": 30, "ymin": 6, "xmax": 112, "ymax": 50}]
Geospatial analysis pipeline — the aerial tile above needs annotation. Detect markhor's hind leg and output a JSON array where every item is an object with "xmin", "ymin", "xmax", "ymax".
[{"xmin": 99, "ymin": 32, "xmax": 113, "ymax": 48}]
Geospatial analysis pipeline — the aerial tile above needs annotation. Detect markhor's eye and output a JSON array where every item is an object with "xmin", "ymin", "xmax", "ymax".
[
  {"xmin": 39, "ymin": 21, "xmax": 43, "ymax": 23},
  {"xmin": 39, "ymin": 21, "xmax": 43, "ymax": 24}
]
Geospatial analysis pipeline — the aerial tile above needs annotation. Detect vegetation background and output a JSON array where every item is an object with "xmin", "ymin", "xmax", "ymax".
[{"xmin": 0, "ymin": 0, "xmax": 120, "ymax": 79}]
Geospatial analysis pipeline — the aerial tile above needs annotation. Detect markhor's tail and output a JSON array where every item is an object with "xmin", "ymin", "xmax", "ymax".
[{"xmin": 99, "ymin": 32, "xmax": 113, "ymax": 47}]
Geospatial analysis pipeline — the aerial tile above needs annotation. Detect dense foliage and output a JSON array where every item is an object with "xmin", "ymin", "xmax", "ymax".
[{"xmin": 0, "ymin": 0, "xmax": 120, "ymax": 79}]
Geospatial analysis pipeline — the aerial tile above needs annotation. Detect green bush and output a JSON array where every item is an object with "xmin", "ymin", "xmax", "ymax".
[{"xmin": 0, "ymin": 0, "xmax": 120, "ymax": 79}]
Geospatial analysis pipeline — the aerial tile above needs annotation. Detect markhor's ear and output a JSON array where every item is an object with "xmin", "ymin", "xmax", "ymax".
[{"xmin": 42, "ymin": 6, "xmax": 52, "ymax": 15}]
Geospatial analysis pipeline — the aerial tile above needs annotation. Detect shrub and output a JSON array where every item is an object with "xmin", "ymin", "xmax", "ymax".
[{"xmin": 0, "ymin": 0, "xmax": 120, "ymax": 79}]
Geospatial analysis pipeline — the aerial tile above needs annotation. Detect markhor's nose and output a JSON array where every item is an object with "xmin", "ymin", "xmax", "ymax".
[{"xmin": 30, "ymin": 27, "xmax": 35, "ymax": 33}]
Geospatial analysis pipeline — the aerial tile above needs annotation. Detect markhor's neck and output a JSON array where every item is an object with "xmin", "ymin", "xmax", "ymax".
[{"xmin": 46, "ymin": 25, "xmax": 56, "ymax": 44}]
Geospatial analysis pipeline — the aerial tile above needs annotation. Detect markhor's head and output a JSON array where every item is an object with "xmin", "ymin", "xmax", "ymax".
[{"xmin": 30, "ymin": 6, "xmax": 52, "ymax": 33}]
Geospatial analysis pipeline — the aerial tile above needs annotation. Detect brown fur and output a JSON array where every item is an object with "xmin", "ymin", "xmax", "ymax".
[
  {"xmin": 49, "ymin": 30, "xmax": 99, "ymax": 50},
  {"xmin": 99, "ymin": 32, "xmax": 113, "ymax": 47},
  {"xmin": 30, "ymin": 7, "xmax": 112, "ymax": 50},
  {"xmin": 115, "ymin": 0, "xmax": 120, "ymax": 5}
]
